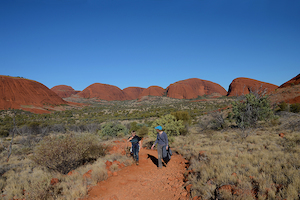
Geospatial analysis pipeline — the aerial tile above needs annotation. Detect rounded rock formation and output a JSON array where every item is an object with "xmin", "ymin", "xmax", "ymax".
[
  {"xmin": 138, "ymin": 86, "xmax": 165, "ymax": 99},
  {"xmin": 123, "ymin": 87, "xmax": 145, "ymax": 100},
  {"xmin": 77, "ymin": 83, "xmax": 128, "ymax": 101},
  {"xmin": 279, "ymin": 74, "xmax": 300, "ymax": 88},
  {"xmin": 166, "ymin": 78, "xmax": 227, "ymax": 99},
  {"xmin": 227, "ymin": 78, "xmax": 278, "ymax": 97},
  {"xmin": 51, "ymin": 85, "xmax": 79, "ymax": 98},
  {"xmin": 0, "ymin": 76, "xmax": 66, "ymax": 111}
]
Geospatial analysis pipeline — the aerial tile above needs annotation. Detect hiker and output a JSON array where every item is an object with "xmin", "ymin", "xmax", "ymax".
[
  {"xmin": 151, "ymin": 126, "xmax": 169, "ymax": 169},
  {"xmin": 127, "ymin": 131, "xmax": 142, "ymax": 165}
]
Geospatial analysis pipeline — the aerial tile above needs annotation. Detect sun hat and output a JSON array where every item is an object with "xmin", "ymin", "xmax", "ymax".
[{"xmin": 155, "ymin": 126, "xmax": 162, "ymax": 130}]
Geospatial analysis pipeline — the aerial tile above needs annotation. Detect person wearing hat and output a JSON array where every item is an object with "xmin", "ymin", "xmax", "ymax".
[{"xmin": 151, "ymin": 126, "xmax": 169, "ymax": 169}]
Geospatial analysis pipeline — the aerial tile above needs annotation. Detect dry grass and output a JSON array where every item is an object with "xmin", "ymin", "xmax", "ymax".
[
  {"xmin": 0, "ymin": 134, "xmax": 132, "ymax": 200},
  {"xmin": 173, "ymin": 114, "xmax": 300, "ymax": 199}
]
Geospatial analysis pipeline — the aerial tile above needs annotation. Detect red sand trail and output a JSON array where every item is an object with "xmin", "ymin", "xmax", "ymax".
[{"xmin": 84, "ymin": 145, "xmax": 190, "ymax": 200}]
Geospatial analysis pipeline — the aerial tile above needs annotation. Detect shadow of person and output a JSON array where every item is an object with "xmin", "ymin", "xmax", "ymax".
[
  {"xmin": 163, "ymin": 157, "xmax": 170, "ymax": 165},
  {"xmin": 147, "ymin": 154, "xmax": 166, "ymax": 167}
]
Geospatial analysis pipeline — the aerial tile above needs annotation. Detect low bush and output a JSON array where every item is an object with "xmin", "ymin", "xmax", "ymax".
[
  {"xmin": 32, "ymin": 133, "xmax": 106, "ymax": 174},
  {"xmin": 149, "ymin": 114, "xmax": 184, "ymax": 141},
  {"xmin": 231, "ymin": 92, "xmax": 274, "ymax": 132},
  {"xmin": 278, "ymin": 101, "xmax": 289, "ymax": 111},
  {"xmin": 99, "ymin": 122, "xmax": 128, "ymax": 138},
  {"xmin": 290, "ymin": 103, "xmax": 300, "ymax": 113}
]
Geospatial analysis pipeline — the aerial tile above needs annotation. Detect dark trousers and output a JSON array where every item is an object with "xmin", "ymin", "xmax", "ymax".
[{"xmin": 132, "ymin": 144, "xmax": 139, "ymax": 162}]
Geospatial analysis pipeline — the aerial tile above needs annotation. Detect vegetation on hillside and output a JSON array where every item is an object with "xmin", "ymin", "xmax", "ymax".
[{"xmin": 1, "ymin": 95, "xmax": 300, "ymax": 199}]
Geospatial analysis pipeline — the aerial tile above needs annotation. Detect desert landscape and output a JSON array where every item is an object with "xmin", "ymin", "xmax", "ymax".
[{"xmin": 0, "ymin": 73, "xmax": 299, "ymax": 199}]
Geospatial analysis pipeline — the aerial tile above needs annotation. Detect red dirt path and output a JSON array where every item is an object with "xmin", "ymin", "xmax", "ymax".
[{"xmin": 84, "ymin": 148, "xmax": 190, "ymax": 200}]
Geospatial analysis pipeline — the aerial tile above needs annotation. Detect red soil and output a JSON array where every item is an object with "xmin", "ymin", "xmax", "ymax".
[
  {"xmin": 166, "ymin": 78, "xmax": 227, "ymax": 99},
  {"xmin": 84, "ymin": 141, "xmax": 190, "ymax": 200},
  {"xmin": 123, "ymin": 87, "xmax": 145, "ymax": 100},
  {"xmin": 279, "ymin": 74, "xmax": 300, "ymax": 88},
  {"xmin": 0, "ymin": 76, "xmax": 66, "ymax": 112},
  {"xmin": 138, "ymin": 86, "xmax": 166, "ymax": 99},
  {"xmin": 77, "ymin": 83, "xmax": 129, "ymax": 101},
  {"xmin": 227, "ymin": 77, "xmax": 278, "ymax": 97},
  {"xmin": 51, "ymin": 85, "xmax": 80, "ymax": 98}
]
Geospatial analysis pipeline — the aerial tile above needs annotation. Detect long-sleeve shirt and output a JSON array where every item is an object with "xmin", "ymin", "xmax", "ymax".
[{"xmin": 154, "ymin": 131, "xmax": 168, "ymax": 146}]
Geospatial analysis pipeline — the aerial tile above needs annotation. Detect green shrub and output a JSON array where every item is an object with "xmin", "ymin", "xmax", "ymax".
[
  {"xmin": 137, "ymin": 126, "xmax": 149, "ymax": 138},
  {"xmin": 171, "ymin": 111, "xmax": 191, "ymax": 125},
  {"xmin": 129, "ymin": 121, "xmax": 139, "ymax": 132},
  {"xmin": 231, "ymin": 92, "xmax": 274, "ymax": 130},
  {"xmin": 99, "ymin": 122, "xmax": 128, "ymax": 138},
  {"xmin": 32, "ymin": 133, "xmax": 106, "ymax": 174},
  {"xmin": 278, "ymin": 102, "xmax": 289, "ymax": 111},
  {"xmin": 290, "ymin": 103, "xmax": 300, "ymax": 113},
  {"xmin": 149, "ymin": 114, "xmax": 184, "ymax": 141}
]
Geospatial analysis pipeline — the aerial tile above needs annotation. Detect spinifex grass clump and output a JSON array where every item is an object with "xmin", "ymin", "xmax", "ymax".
[
  {"xmin": 174, "ymin": 128, "xmax": 300, "ymax": 199},
  {"xmin": 32, "ymin": 133, "xmax": 106, "ymax": 174}
]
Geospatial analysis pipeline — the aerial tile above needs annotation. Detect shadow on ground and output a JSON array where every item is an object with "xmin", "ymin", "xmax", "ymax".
[{"xmin": 147, "ymin": 154, "xmax": 166, "ymax": 167}]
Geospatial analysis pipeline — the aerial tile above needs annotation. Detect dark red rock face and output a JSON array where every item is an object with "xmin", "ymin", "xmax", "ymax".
[
  {"xmin": 51, "ymin": 85, "xmax": 79, "ymax": 98},
  {"xmin": 138, "ymin": 86, "xmax": 166, "ymax": 99},
  {"xmin": 279, "ymin": 74, "xmax": 300, "ymax": 88},
  {"xmin": 0, "ymin": 76, "xmax": 66, "ymax": 110},
  {"xmin": 227, "ymin": 78, "xmax": 278, "ymax": 97},
  {"xmin": 166, "ymin": 78, "xmax": 227, "ymax": 99},
  {"xmin": 77, "ymin": 83, "xmax": 128, "ymax": 101},
  {"xmin": 123, "ymin": 87, "xmax": 145, "ymax": 100}
]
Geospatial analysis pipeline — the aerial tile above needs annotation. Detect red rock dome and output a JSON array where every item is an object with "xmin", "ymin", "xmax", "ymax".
[
  {"xmin": 0, "ymin": 76, "xmax": 66, "ymax": 111},
  {"xmin": 77, "ymin": 83, "xmax": 128, "ymax": 101},
  {"xmin": 279, "ymin": 74, "xmax": 300, "ymax": 88},
  {"xmin": 166, "ymin": 78, "xmax": 227, "ymax": 99},
  {"xmin": 227, "ymin": 78, "xmax": 278, "ymax": 97},
  {"xmin": 51, "ymin": 85, "xmax": 79, "ymax": 98},
  {"xmin": 123, "ymin": 87, "xmax": 144, "ymax": 100},
  {"xmin": 138, "ymin": 86, "xmax": 165, "ymax": 99}
]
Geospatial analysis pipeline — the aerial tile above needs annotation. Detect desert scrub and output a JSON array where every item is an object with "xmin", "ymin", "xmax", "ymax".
[
  {"xmin": 149, "ymin": 114, "xmax": 184, "ymax": 141},
  {"xmin": 173, "ymin": 129, "xmax": 300, "ymax": 199},
  {"xmin": 32, "ymin": 132, "xmax": 106, "ymax": 174},
  {"xmin": 3, "ymin": 165, "xmax": 52, "ymax": 200},
  {"xmin": 231, "ymin": 92, "xmax": 274, "ymax": 130},
  {"xmin": 99, "ymin": 122, "xmax": 128, "ymax": 138}
]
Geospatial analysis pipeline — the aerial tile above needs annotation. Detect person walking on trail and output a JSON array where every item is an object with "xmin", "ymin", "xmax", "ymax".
[
  {"xmin": 151, "ymin": 126, "xmax": 169, "ymax": 169},
  {"xmin": 127, "ymin": 131, "xmax": 142, "ymax": 165}
]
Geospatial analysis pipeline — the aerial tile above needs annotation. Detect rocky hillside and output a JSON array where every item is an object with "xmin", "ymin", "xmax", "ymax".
[
  {"xmin": 0, "ymin": 76, "xmax": 66, "ymax": 113},
  {"xmin": 279, "ymin": 74, "xmax": 300, "ymax": 88},
  {"xmin": 51, "ymin": 85, "xmax": 79, "ymax": 98},
  {"xmin": 77, "ymin": 83, "xmax": 129, "ymax": 101},
  {"xmin": 166, "ymin": 78, "xmax": 227, "ymax": 99},
  {"xmin": 269, "ymin": 74, "xmax": 300, "ymax": 104},
  {"xmin": 138, "ymin": 86, "xmax": 165, "ymax": 99},
  {"xmin": 123, "ymin": 87, "xmax": 145, "ymax": 100},
  {"xmin": 227, "ymin": 78, "xmax": 278, "ymax": 97}
]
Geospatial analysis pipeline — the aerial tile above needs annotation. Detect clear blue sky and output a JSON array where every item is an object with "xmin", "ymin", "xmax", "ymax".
[{"xmin": 1, "ymin": 0, "xmax": 299, "ymax": 91}]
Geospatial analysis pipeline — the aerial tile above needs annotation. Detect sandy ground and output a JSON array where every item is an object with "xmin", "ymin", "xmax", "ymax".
[{"xmin": 83, "ymin": 146, "xmax": 190, "ymax": 200}]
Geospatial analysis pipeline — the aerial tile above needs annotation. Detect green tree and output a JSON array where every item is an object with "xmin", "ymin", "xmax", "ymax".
[
  {"xmin": 149, "ymin": 114, "xmax": 184, "ymax": 141},
  {"xmin": 99, "ymin": 122, "xmax": 128, "ymax": 138},
  {"xmin": 232, "ymin": 92, "xmax": 274, "ymax": 131}
]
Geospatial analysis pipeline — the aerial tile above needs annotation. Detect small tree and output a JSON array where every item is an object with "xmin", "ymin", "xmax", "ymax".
[
  {"xmin": 149, "ymin": 114, "xmax": 184, "ymax": 141},
  {"xmin": 99, "ymin": 122, "xmax": 128, "ymax": 138},
  {"xmin": 231, "ymin": 90, "xmax": 274, "ymax": 136}
]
